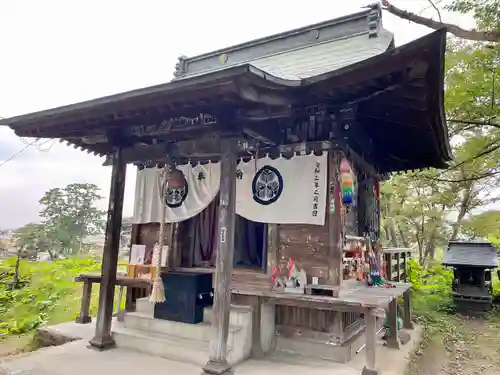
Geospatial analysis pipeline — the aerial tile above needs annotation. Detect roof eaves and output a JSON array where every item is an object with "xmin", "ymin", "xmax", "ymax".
[
  {"xmin": 0, "ymin": 65, "xmax": 254, "ymax": 128},
  {"xmin": 179, "ymin": 6, "xmax": 379, "ymax": 66},
  {"xmin": 175, "ymin": 4, "xmax": 383, "ymax": 79}
]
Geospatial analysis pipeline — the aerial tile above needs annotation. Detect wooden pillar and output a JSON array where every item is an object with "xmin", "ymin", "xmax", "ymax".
[
  {"xmin": 89, "ymin": 147, "xmax": 126, "ymax": 350},
  {"xmin": 266, "ymin": 224, "xmax": 279, "ymax": 274},
  {"xmin": 166, "ymin": 221, "xmax": 175, "ymax": 271},
  {"xmin": 386, "ymin": 299, "xmax": 400, "ymax": 349},
  {"xmin": 251, "ymin": 296, "xmax": 264, "ymax": 358},
  {"xmin": 387, "ymin": 254, "xmax": 393, "ymax": 282},
  {"xmin": 75, "ymin": 280, "xmax": 92, "ymax": 324},
  {"xmin": 403, "ymin": 289, "xmax": 414, "ymax": 329},
  {"xmin": 203, "ymin": 139, "xmax": 237, "ymax": 375},
  {"xmin": 172, "ymin": 223, "xmax": 182, "ymax": 268},
  {"xmin": 328, "ymin": 152, "xmax": 343, "ymax": 286},
  {"xmin": 396, "ymin": 253, "xmax": 401, "ymax": 282},
  {"xmin": 126, "ymin": 224, "xmax": 141, "ymax": 312},
  {"xmin": 362, "ymin": 308, "xmax": 379, "ymax": 375},
  {"xmin": 402, "ymin": 252, "xmax": 407, "ymax": 282}
]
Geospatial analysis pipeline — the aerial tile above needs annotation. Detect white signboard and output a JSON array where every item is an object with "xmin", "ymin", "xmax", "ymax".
[{"xmin": 130, "ymin": 244, "xmax": 146, "ymax": 265}]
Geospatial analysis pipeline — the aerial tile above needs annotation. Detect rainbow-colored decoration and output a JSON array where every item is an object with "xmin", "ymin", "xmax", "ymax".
[{"xmin": 340, "ymin": 157, "xmax": 354, "ymax": 205}]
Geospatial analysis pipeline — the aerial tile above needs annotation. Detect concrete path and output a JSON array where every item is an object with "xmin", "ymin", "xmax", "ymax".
[{"xmin": 0, "ymin": 321, "xmax": 422, "ymax": 375}]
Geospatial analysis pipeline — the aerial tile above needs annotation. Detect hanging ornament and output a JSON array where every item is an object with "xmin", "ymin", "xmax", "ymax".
[
  {"xmin": 340, "ymin": 157, "xmax": 354, "ymax": 205},
  {"xmin": 164, "ymin": 166, "xmax": 188, "ymax": 208},
  {"xmin": 166, "ymin": 166, "xmax": 187, "ymax": 189}
]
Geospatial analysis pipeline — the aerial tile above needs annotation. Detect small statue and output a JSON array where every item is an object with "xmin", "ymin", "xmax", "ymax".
[
  {"xmin": 285, "ymin": 259, "xmax": 307, "ymax": 294},
  {"xmin": 272, "ymin": 267, "xmax": 286, "ymax": 289},
  {"xmin": 272, "ymin": 259, "xmax": 307, "ymax": 294},
  {"xmin": 287, "ymin": 259, "xmax": 300, "ymax": 286}
]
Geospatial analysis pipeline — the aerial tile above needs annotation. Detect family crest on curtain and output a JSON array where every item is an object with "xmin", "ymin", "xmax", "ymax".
[{"xmin": 133, "ymin": 152, "xmax": 329, "ymax": 227}]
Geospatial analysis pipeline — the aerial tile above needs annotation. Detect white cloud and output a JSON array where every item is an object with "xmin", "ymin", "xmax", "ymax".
[{"xmin": 0, "ymin": 0, "xmax": 473, "ymax": 229}]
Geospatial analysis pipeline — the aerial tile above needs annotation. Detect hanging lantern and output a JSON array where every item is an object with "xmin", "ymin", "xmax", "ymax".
[
  {"xmin": 166, "ymin": 166, "xmax": 187, "ymax": 189},
  {"xmin": 164, "ymin": 166, "xmax": 188, "ymax": 208},
  {"xmin": 340, "ymin": 157, "xmax": 354, "ymax": 205}
]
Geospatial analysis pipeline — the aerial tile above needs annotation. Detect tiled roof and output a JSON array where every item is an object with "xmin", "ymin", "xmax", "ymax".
[
  {"xmin": 443, "ymin": 241, "xmax": 499, "ymax": 267},
  {"xmin": 174, "ymin": 5, "xmax": 394, "ymax": 81},
  {"xmin": 249, "ymin": 30, "xmax": 393, "ymax": 80}
]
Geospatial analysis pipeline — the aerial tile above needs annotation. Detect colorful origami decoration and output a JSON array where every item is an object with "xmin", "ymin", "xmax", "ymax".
[{"xmin": 340, "ymin": 157, "xmax": 354, "ymax": 205}]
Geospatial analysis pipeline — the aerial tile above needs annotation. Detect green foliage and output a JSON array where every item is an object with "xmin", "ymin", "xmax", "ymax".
[
  {"xmin": 381, "ymin": 15, "xmax": 500, "ymax": 262},
  {"xmin": 38, "ymin": 183, "xmax": 106, "ymax": 257},
  {"xmin": 446, "ymin": 0, "xmax": 500, "ymax": 33},
  {"xmin": 462, "ymin": 210, "xmax": 500, "ymax": 248},
  {"xmin": 12, "ymin": 223, "xmax": 53, "ymax": 260},
  {"xmin": 407, "ymin": 259, "xmax": 468, "ymax": 342},
  {"xmin": 0, "ymin": 257, "xmax": 101, "ymax": 339},
  {"xmin": 407, "ymin": 257, "xmax": 500, "ymax": 336}
]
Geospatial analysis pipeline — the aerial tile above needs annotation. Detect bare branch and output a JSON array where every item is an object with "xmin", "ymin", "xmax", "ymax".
[
  {"xmin": 449, "ymin": 119, "xmax": 500, "ymax": 129},
  {"xmin": 381, "ymin": 0, "xmax": 500, "ymax": 42},
  {"xmin": 427, "ymin": 0, "xmax": 442, "ymax": 23}
]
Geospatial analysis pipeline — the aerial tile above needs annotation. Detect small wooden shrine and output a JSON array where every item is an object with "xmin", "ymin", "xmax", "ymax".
[
  {"xmin": 0, "ymin": 5, "xmax": 450, "ymax": 375},
  {"xmin": 444, "ymin": 241, "xmax": 499, "ymax": 310}
]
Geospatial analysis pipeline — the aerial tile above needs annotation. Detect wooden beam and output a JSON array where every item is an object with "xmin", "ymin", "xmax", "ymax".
[
  {"xmin": 102, "ymin": 133, "xmax": 245, "ymax": 166},
  {"xmin": 396, "ymin": 253, "xmax": 401, "ymax": 282},
  {"xmin": 266, "ymin": 224, "xmax": 280, "ymax": 274},
  {"xmin": 75, "ymin": 280, "xmax": 92, "ymax": 324},
  {"xmin": 370, "ymin": 95, "xmax": 428, "ymax": 112},
  {"xmin": 237, "ymin": 107, "xmax": 292, "ymax": 121},
  {"xmin": 203, "ymin": 138, "xmax": 238, "ymax": 375},
  {"xmin": 403, "ymin": 289, "xmax": 414, "ymax": 330},
  {"xmin": 357, "ymin": 114, "xmax": 428, "ymax": 129},
  {"xmin": 243, "ymin": 125, "xmax": 279, "ymax": 146},
  {"xmin": 386, "ymin": 299, "xmax": 401, "ymax": 349},
  {"xmin": 89, "ymin": 146, "xmax": 127, "ymax": 350},
  {"xmin": 328, "ymin": 152, "xmax": 343, "ymax": 286},
  {"xmin": 126, "ymin": 224, "xmax": 141, "ymax": 312},
  {"xmin": 332, "ymin": 140, "xmax": 378, "ymax": 177},
  {"xmin": 235, "ymin": 79, "xmax": 295, "ymax": 106},
  {"xmin": 362, "ymin": 308, "xmax": 379, "ymax": 375}
]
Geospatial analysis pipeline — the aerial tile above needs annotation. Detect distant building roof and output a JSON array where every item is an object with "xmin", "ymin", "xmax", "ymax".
[
  {"xmin": 443, "ymin": 241, "xmax": 499, "ymax": 268},
  {"xmin": 174, "ymin": 5, "xmax": 393, "ymax": 81}
]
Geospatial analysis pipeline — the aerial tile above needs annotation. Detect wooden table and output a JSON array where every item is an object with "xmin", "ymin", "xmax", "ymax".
[
  {"xmin": 231, "ymin": 282, "xmax": 414, "ymax": 375},
  {"xmin": 74, "ymin": 273, "xmax": 152, "ymax": 324}
]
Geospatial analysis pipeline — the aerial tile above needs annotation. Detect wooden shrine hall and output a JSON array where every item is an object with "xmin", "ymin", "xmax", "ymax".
[{"xmin": 0, "ymin": 5, "xmax": 451, "ymax": 375}]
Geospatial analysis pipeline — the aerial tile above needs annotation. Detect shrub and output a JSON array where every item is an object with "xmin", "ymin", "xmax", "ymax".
[{"xmin": 0, "ymin": 257, "xmax": 101, "ymax": 339}]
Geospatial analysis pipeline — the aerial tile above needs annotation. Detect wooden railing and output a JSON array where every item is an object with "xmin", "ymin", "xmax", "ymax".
[{"xmin": 382, "ymin": 248, "xmax": 412, "ymax": 282}]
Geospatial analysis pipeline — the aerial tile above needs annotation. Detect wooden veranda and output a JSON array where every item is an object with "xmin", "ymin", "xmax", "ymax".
[{"xmin": 0, "ymin": 9, "xmax": 450, "ymax": 373}]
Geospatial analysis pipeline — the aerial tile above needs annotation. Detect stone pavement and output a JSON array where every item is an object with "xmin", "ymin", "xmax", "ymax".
[{"xmin": 0, "ymin": 321, "xmax": 422, "ymax": 375}]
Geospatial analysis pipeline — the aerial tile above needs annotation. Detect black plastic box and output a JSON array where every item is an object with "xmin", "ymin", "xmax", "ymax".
[{"xmin": 154, "ymin": 270, "xmax": 214, "ymax": 324}]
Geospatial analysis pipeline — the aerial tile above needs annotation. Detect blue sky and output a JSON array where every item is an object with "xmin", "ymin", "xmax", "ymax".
[{"xmin": 0, "ymin": 0, "xmax": 473, "ymax": 229}]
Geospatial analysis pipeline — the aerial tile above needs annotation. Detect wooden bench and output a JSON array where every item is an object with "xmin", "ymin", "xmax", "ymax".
[
  {"xmin": 231, "ymin": 282, "xmax": 413, "ymax": 375},
  {"xmin": 74, "ymin": 273, "xmax": 152, "ymax": 324}
]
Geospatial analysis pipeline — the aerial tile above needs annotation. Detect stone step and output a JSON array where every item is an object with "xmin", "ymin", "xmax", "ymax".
[
  {"xmin": 203, "ymin": 304, "xmax": 253, "ymax": 326},
  {"xmin": 135, "ymin": 297, "xmax": 154, "ymax": 317},
  {"xmin": 112, "ymin": 326, "xmax": 209, "ymax": 367},
  {"xmin": 124, "ymin": 311, "xmax": 240, "ymax": 348}
]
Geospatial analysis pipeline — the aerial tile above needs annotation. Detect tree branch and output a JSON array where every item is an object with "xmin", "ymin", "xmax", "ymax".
[
  {"xmin": 427, "ymin": 0, "xmax": 442, "ymax": 23},
  {"xmin": 381, "ymin": 0, "xmax": 500, "ymax": 42}
]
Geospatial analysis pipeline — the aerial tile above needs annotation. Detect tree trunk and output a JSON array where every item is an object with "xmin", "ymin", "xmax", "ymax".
[
  {"xmin": 414, "ymin": 224, "xmax": 424, "ymax": 265},
  {"xmin": 388, "ymin": 225, "xmax": 399, "ymax": 247},
  {"xmin": 12, "ymin": 250, "xmax": 21, "ymax": 291},
  {"xmin": 423, "ymin": 229, "xmax": 438, "ymax": 264},
  {"xmin": 381, "ymin": 0, "xmax": 500, "ymax": 42},
  {"xmin": 450, "ymin": 181, "xmax": 473, "ymax": 241},
  {"xmin": 397, "ymin": 225, "xmax": 410, "ymax": 248}
]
